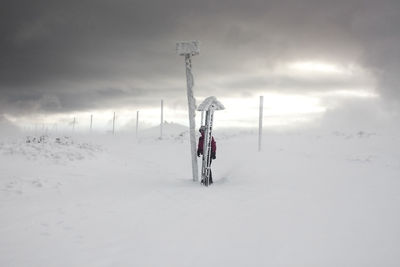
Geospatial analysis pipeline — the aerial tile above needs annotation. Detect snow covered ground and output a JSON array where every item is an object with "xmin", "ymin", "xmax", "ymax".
[{"xmin": 1, "ymin": 125, "xmax": 400, "ymax": 267}]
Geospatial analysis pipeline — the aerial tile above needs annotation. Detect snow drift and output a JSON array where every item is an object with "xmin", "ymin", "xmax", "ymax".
[
  {"xmin": 0, "ymin": 115, "xmax": 20, "ymax": 138},
  {"xmin": 0, "ymin": 126, "xmax": 399, "ymax": 267}
]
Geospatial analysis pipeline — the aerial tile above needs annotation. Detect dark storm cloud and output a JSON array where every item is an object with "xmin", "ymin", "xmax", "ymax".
[
  {"xmin": 1, "ymin": 0, "xmax": 399, "ymax": 115},
  {"xmin": 210, "ymin": 73, "xmax": 371, "ymax": 94},
  {"xmin": 349, "ymin": 0, "xmax": 400, "ymax": 109},
  {"xmin": 0, "ymin": 0, "xmax": 186, "ymax": 114}
]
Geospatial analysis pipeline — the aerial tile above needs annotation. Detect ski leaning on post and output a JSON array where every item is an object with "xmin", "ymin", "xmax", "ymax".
[{"xmin": 201, "ymin": 110, "xmax": 214, "ymax": 186}]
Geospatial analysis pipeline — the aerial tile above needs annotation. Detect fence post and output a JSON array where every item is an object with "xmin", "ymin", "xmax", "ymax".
[
  {"xmin": 258, "ymin": 96, "xmax": 264, "ymax": 152},
  {"xmin": 136, "ymin": 111, "xmax": 139, "ymax": 139},
  {"xmin": 160, "ymin": 100, "xmax": 164, "ymax": 139},
  {"xmin": 112, "ymin": 112, "xmax": 116, "ymax": 135}
]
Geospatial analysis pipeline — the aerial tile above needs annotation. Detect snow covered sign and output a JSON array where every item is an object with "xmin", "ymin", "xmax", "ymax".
[
  {"xmin": 198, "ymin": 96, "xmax": 224, "ymax": 186},
  {"xmin": 197, "ymin": 96, "xmax": 225, "ymax": 111},
  {"xmin": 176, "ymin": 41, "xmax": 200, "ymax": 56}
]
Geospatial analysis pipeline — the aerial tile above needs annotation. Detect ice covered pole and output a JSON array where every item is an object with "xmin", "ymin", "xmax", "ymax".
[
  {"xmin": 259, "ymin": 96, "xmax": 263, "ymax": 152},
  {"xmin": 136, "ymin": 111, "xmax": 139, "ymax": 139},
  {"xmin": 160, "ymin": 100, "xmax": 164, "ymax": 139},
  {"xmin": 176, "ymin": 41, "xmax": 200, "ymax": 181},
  {"xmin": 185, "ymin": 54, "xmax": 198, "ymax": 181},
  {"xmin": 112, "ymin": 112, "xmax": 116, "ymax": 135}
]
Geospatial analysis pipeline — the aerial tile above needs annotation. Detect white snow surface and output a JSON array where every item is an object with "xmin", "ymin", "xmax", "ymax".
[{"xmin": 1, "ymin": 127, "xmax": 400, "ymax": 267}]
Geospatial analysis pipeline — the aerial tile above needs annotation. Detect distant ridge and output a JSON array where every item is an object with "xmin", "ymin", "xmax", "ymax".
[
  {"xmin": 0, "ymin": 115, "xmax": 20, "ymax": 137},
  {"xmin": 140, "ymin": 122, "xmax": 188, "ymax": 139}
]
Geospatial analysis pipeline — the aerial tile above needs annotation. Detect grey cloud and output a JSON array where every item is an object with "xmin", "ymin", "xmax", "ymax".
[
  {"xmin": 316, "ymin": 98, "xmax": 395, "ymax": 131},
  {"xmin": 208, "ymin": 73, "xmax": 371, "ymax": 95},
  {"xmin": 1, "ymin": 0, "xmax": 400, "ymax": 116},
  {"xmin": 349, "ymin": 0, "xmax": 400, "ymax": 109},
  {"xmin": 38, "ymin": 95, "xmax": 62, "ymax": 111}
]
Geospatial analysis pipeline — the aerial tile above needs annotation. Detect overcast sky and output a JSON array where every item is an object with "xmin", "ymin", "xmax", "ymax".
[{"xmin": 1, "ymin": 0, "xmax": 399, "ymax": 129}]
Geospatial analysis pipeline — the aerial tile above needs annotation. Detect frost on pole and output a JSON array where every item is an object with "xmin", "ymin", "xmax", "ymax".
[
  {"xmin": 198, "ymin": 96, "xmax": 225, "ymax": 187},
  {"xmin": 176, "ymin": 40, "xmax": 200, "ymax": 182},
  {"xmin": 258, "ymin": 96, "xmax": 264, "ymax": 152}
]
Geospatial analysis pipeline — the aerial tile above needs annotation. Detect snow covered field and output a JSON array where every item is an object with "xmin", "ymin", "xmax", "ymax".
[{"xmin": 1, "ymin": 126, "xmax": 400, "ymax": 267}]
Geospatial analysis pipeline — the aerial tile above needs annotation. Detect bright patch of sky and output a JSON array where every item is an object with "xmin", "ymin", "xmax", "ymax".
[
  {"xmin": 9, "ymin": 60, "xmax": 379, "ymax": 132},
  {"xmin": 287, "ymin": 61, "xmax": 346, "ymax": 74}
]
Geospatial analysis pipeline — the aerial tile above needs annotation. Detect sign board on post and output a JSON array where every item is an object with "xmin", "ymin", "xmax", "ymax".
[
  {"xmin": 176, "ymin": 41, "xmax": 200, "ymax": 56},
  {"xmin": 197, "ymin": 96, "xmax": 225, "ymax": 186}
]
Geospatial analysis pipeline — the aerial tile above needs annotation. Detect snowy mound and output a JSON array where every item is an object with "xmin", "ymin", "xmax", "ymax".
[
  {"xmin": 0, "ymin": 115, "xmax": 20, "ymax": 138},
  {"xmin": 140, "ymin": 122, "xmax": 189, "ymax": 141},
  {"xmin": 331, "ymin": 130, "xmax": 377, "ymax": 139},
  {"xmin": 0, "ymin": 135, "xmax": 103, "ymax": 162},
  {"xmin": 0, "ymin": 129, "xmax": 399, "ymax": 267}
]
